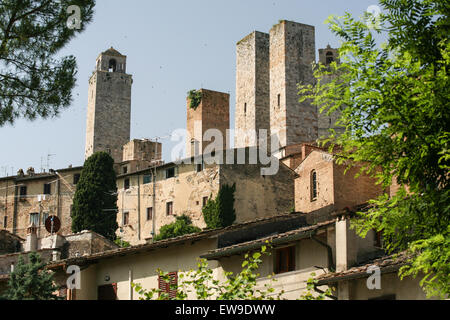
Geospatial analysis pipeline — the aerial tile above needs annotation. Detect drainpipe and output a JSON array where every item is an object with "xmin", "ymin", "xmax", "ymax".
[
  {"xmin": 310, "ymin": 232, "xmax": 335, "ymax": 272},
  {"xmin": 137, "ymin": 174, "xmax": 141, "ymax": 241}
]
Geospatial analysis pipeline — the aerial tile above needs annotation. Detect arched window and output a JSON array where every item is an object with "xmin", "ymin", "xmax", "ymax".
[
  {"xmin": 311, "ymin": 170, "xmax": 317, "ymax": 201},
  {"xmin": 108, "ymin": 59, "xmax": 117, "ymax": 72},
  {"xmin": 326, "ymin": 52, "xmax": 334, "ymax": 65}
]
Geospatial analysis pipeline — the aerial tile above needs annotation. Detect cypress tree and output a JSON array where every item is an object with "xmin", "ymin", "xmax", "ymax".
[{"xmin": 71, "ymin": 152, "xmax": 118, "ymax": 240}]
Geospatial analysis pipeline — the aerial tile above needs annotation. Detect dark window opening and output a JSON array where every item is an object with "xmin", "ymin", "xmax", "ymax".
[
  {"xmin": 3, "ymin": 216, "xmax": 7, "ymax": 228},
  {"xmin": 158, "ymin": 272, "xmax": 177, "ymax": 299},
  {"xmin": 244, "ymin": 103, "xmax": 247, "ymax": 114},
  {"xmin": 19, "ymin": 186, "xmax": 27, "ymax": 198},
  {"xmin": 122, "ymin": 166, "xmax": 128, "ymax": 174},
  {"xmin": 108, "ymin": 59, "xmax": 117, "ymax": 72},
  {"xmin": 196, "ymin": 163, "xmax": 203, "ymax": 173},
  {"xmin": 98, "ymin": 283, "xmax": 117, "ymax": 300},
  {"xmin": 166, "ymin": 202, "xmax": 173, "ymax": 216},
  {"xmin": 326, "ymin": 52, "xmax": 334, "ymax": 64},
  {"xmin": 143, "ymin": 174, "xmax": 152, "ymax": 184},
  {"xmin": 73, "ymin": 174, "xmax": 81, "ymax": 185},
  {"xmin": 275, "ymin": 246, "xmax": 296, "ymax": 274},
  {"xmin": 43, "ymin": 183, "xmax": 51, "ymax": 195},
  {"xmin": 123, "ymin": 212, "xmax": 129, "ymax": 226},
  {"xmin": 202, "ymin": 196, "xmax": 209, "ymax": 208},
  {"xmin": 147, "ymin": 207, "xmax": 153, "ymax": 221},
  {"xmin": 166, "ymin": 167, "xmax": 175, "ymax": 179},
  {"xmin": 124, "ymin": 178, "xmax": 130, "ymax": 190},
  {"xmin": 311, "ymin": 170, "xmax": 317, "ymax": 201},
  {"xmin": 277, "ymin": 94, "xmax": 281, "ymax": 107}
]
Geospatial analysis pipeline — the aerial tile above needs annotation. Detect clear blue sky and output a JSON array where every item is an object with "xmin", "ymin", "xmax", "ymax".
[{"xmin": 0, "ymin": 0, "xmax": 380, "ymax": 176}]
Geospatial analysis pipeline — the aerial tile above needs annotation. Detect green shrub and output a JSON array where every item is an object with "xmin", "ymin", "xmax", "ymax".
[
  {"xmin": 155, "ymin": 215, "xmax": 201, "ymax": 241},
  {"xmin": 203, "ymin": 184, "xmax": 236, "ymax": 229}
]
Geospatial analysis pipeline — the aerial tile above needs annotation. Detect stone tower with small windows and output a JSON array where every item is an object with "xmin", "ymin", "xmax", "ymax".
[
  {"xmin": 317, "ymin": 45, "xmax": 344, "ymax": 138},
  {"xmin": 85, "ymin": 47, "xmax": 132, "ymax": 164},
  {"xmin": 269, "ymin": 21, "xmax": 318, "ymax": 155},
  {"xmin": 235, "ymin": 31, "xmax": 270, "ymax": 149}
]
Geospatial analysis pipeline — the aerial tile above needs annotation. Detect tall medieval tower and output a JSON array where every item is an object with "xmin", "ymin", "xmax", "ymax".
[
  {"xmin": 317, "ymin": 45, "xmax": 344, "ymax": 138},
  {"xmin": 235, "ymin": 31, "xmax": 270, "ymax": 149},
  {"xmin": 269, "ymin": 21, "xmax": 317, "ymax": 154},
  {"xmin": 85, "ymin": 47, "xmax": 132, "ymax": 164}
]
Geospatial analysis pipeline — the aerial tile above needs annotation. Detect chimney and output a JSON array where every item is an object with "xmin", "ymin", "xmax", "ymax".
[{"xmin": 25, "ymin": 223, "xmax": 38, "ymax": 252}]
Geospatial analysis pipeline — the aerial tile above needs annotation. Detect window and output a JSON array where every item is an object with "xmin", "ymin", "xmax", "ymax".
[
  {"xmin": 124, "ymin": 178, "xmax": 130, "ymax": 190},
  {"xmin": 30, "ymin": 213, "xmax": 39, "ymax": 226},
  {"xmin": 166, "ymin": 202, "xmax": 173, "ymax": 216},
  {"xmin": 108, "ymin": 59, "xmax": 117, "ymax": 72},
  {"xmin": 244, "ymin": 103, "xmax": 247, "ymax": 114},
  {"xmin": 97, "ymin": 283, "xmax": 117, "ymax": 300},
  {"xmin": 122, "ymin": 212, "xmax": 129, "ymax": 226},
  {"xmin": 147, "ymin": 207, "xmax": 153, "ymax": 221},
  {"xmin": 275, "ymin": 246, "xmax": 296, "ymax": 274},
  {"xmin": 122, "ymin": 166, "xmax": 128, "ymax": 174},
  {"xmin": 326, "ymin": 52, "xmax": 334, "ymax": 64},
  {"xmin": 202, "ymin": 196, "xmax": 209, "ymax": 208},
  {"xmin": 3, "ymin": 216, "xmax": 7, "ymax": 228},
  {"xmin": 375, "ymin": 230, "xmax": 383, "ymax": 248},
  {"xmin": 158, "ymin": 272, "xmax": 177, "ymax": 299},
  {"xmin": 196, "ymin": 163, "xmax": 203, "ymax": 173},
  {"xmin": 277, "ymin": 94, "xmax": 281, "ymax": 107},
  {"xmin": 166, "ymin": 167, "xmax": 175, "ymax": 179},
  {"xmin": 73, "ymin": 174, "xmax": 80, "ymax": 185},
  {"xmin": 19, "ymin": 186, "xmax": 27, "ymax": 198},
  {"xmin": 43, "ymin": 183, "xmax": 51, "ymax": 195},
  {"xmin": 143, "ymin": 174, "xmax": 152, "ymax": 184},
  {"xmin": 311, "ymin": 170, "xmax": 317, "ymax": 201}
]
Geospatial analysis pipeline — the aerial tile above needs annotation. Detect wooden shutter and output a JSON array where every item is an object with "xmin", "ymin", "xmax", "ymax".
[{"xmin": 158, "ymin": 272, "xmax": 177, "ymax": 299}]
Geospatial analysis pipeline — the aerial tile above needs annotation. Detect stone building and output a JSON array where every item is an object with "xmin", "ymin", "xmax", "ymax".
[
  {"xmin": 235, "ymin": 31, "xmax": 270, "ymax": 149},
  {"xmin": 116, "ymin": 148, "xmax": 296, "ymax": 245},
  {"xmin": 317, "ymin": 45, "xmax": 345, "ymax": 138},
  {"xmin": 0, "ymin": 166, "xmax": 82, "ymax": 240},
  {"xmin": 85, "ymin": 47, "xmax": 133, "ymax": 164},
  {"xmin": 186, "ymin": 89, "xmax": 230, "ymax": 158}
]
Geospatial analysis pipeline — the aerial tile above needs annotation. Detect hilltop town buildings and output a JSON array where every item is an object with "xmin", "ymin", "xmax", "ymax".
[{"xmin": 0, "ymin": 20, "xmax": 433, "ymax": 300}]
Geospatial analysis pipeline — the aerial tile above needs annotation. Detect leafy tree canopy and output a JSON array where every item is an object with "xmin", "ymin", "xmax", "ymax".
[
  {"xmin": 71, "ymin": 152, "xmax": 118, "ymax": 240},
  {"xmin": 0, "ymin": 0, "xmax": 95, "ymax": 126},
  {"xmin": 3, "ymin": 252, "xmax": 61, "ymax": 300},
  {"xmin": 299, "ymin": 0, "xmax": 449, "ymax": 298},
  {"xmin": 154, "ymin": 215, "xmax": 202, "ymax": 241}
]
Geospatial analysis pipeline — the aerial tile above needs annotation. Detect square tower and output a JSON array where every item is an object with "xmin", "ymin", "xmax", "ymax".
[
  {"xmin": 235, "ymin": 31, "xmax": 270, "ymax": 149},
  {"xmin": 269, "ymin": 21, "xmax": 317, "ymax": 155},
  {"xmin": 317, "ymin": 45, "xmax": 345, "ymax": 138},
  {"xmin": 85, "ymin": 47, "xmax": 132, "ymax": 164},
  {"xmin": 186, "ymin": 89, "xmax": 230, "ymax": 158}
]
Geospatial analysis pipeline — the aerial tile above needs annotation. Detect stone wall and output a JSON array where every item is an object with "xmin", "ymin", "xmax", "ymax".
[
  {"xmin": 186, "ymin": 89, "xmax": 230, "ymax": 158},
  {"xmin": 85, "ymin": 49, "xmax": 132, "ymax": 164},
  {"xmin": 270, "ymin": 21, "xmax": 317, "ymax": 152},
  {"xmin": 0, "ymin": 230, "xmax": 22, "ymax": 255},
  {"xmin": 235, "ymin": 31, "xmax": 270, "ymax": 148}
]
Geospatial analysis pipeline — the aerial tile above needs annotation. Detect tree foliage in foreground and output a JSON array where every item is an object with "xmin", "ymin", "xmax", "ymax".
[
  {"xmin": 132, "ymin": 244, "xmax": 332, "ymax": 300},
  {"xmin": 299, "ymin": 0, "xmax": 449, "ymax": 298},
  {"xmin": 0, "ymin": 0, "xmax": 95, "ymax": 126},
  {"xmin": 3, "ymin": 252, "xmax": 60, "ymax": 300},
  {"xmin": 71, "ymin": 152, "xmax": 118, "ymax": 241}
]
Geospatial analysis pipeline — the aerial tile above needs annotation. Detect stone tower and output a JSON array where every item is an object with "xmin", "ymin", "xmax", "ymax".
[
  {"xmin": 186, "ymin": 89, "xmax": 230, "ymax": 158},
  {"xmin": 317, "ymin": 45, "xmax": 345, "ymax": 138},
  {"xmin": 235, "ymin": 31, "xmax": 270, "ymax": 149},
  {"xmin": 85, "ymin": 47, "xmax": 132, "ymax": 164},
  {"xmin": 269, "ymin": 21, "xmax": 317, "ymax": 155}
]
